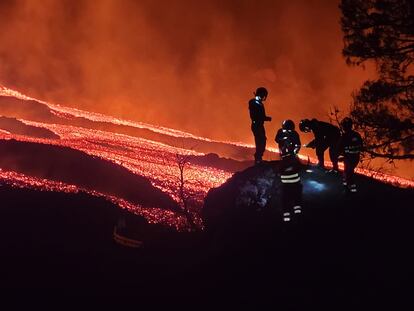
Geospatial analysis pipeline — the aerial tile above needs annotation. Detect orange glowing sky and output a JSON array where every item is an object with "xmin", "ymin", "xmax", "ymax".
[{"xmin": 0, "ymin": 0, "xmax": 412, "ymax": 178}]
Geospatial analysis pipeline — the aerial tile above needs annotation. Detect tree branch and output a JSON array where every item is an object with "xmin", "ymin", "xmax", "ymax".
[{"xmin": 364, "ymin": 150, "xmax": 414, "ymax": 159}]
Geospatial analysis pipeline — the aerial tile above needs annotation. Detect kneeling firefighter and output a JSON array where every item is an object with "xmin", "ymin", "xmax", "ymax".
[{"xmin": 275, "ymin": 120, "xmax": 303, "ymax": 222}]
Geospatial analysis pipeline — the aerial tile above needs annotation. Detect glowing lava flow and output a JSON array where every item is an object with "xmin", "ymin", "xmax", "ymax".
[
  {"xmin": 14, "ymin": 120, "xmax": 231, "ymax": 201},
  {"xmin": 2, "ymin": 85, "xmax": 413, "ymax": 188},
  {"xmin": 0, "ymin": 168, "xmax": 188, "ymax": 230},
  {"xmin": 0, "ymin": 85, "xmax": 248, "ymax": 145},
  {"xmin": 0, "ymin": 118, "xmax": 231, "ymax": 230},
  {"xmin": 0, "ymin": 84, "xmax": 413, "ymax": 231}
]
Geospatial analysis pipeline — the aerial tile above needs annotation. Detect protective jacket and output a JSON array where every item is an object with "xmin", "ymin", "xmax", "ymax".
[
  {"xmin": 249, "ymin": 97, "xmax": 270, "ymax": 126},
  {"xmin": 306, "ymin": 121, "xmax": 341, "ymax": 148},
  {"xmin": 275, "ymin": 129, "xmax": 301, "ymax": 158},
  {"xmin": 338, "ymin": 130, "xmax": 363, "ymax": 156},
  {"xmin": 338, "ymin": 129, "xmax": 363, "ymax": 192}
]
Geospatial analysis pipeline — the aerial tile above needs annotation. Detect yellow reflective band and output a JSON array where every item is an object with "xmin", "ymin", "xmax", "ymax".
[
  {"xmin": 281, "ymin": 173, "xmax": 299, "ymax": 178},
  {"xmin": 281, "ymin": 177, "xmax": 301, "ymax": 183},
  {"xmin": 113, "ymin": 227, "xmax": 143, "ymax": 248}
]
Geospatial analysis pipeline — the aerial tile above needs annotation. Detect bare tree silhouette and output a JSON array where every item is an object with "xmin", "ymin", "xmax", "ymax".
[{"xmin": 174, "ymin": 152, "xmax": 197, "ymax": 230}]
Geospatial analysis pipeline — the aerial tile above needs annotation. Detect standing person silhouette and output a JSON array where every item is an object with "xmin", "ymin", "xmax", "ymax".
[
  {"xmin": 338, "ymin": 117, "xmax": 363, "ymax": 193},
  {"xmin": 248, "ymin": 87, "xmax": 272, "ymax": 165}
]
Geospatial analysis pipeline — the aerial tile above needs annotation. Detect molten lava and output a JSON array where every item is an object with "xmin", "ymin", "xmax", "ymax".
[{"xmin": 0, "ymin": 85, "xmax": 412, "ymax": 231}]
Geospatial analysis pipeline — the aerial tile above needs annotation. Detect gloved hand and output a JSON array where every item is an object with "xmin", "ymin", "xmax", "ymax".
[{"xmin": 265, "ymin": 116, "xmax": 272, "ymax": 122}]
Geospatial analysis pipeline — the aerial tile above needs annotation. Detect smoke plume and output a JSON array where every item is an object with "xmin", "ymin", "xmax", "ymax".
[{"xmin": 0, "ymin": 0, "xmax": 374, "ymax": 141}]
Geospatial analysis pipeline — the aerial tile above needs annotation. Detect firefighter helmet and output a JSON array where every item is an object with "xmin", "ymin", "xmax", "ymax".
[
  {"xmin": 254, "ymin": 87, "xmax": 268, "ymax": 100},
  {"xmin": 299, "ymin": 119, "xmax": 312, "ymax": 132},
  {"xmin": 282, "ymin": 119, "xmax": 295, "ymax": 131},
  {"xmin": 341, "ymin": 117, "xmax": 353, "ymax": 132}
]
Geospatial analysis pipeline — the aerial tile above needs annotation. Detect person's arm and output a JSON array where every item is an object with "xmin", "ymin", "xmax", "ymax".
[
  {"xmin": 263, "ymin": 105, "xmax": 271, "ymax": 122},
  {"xmin": 305, "ymin": 139, "xmax": 316, "ymax": 149},
  {"xmin": 275, "ymin": 129, "xmax": 284, "ymax": 144},
  {"xmin": 249, "ymin": 100, "xmax": 267, "ymax": 123},
  {"xmin": 248, "ymin": 101, "xmax": 258, "ymax": 122},
  {"xmin": 293, "ymin": 131, "xmax": 301, "ymax": 154}
]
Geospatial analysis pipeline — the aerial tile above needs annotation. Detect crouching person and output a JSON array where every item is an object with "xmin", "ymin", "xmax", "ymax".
[
  {"xmin": 339, "ymin": 117, "xmax": 363, "ymax": 193},
  {"xmin": 275, "ymin": 120, "xmax": 303, "ymax": 223}
]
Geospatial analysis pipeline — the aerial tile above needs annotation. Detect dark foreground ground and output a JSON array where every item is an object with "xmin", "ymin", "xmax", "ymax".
[{"xmin": 0, "ymin": 177, "xmax": 413, "ymax": 307}]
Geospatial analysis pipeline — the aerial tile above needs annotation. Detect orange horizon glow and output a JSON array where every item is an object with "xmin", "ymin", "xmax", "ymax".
[{"xmin": 1, "ymin": 84, "xmax": 413, "ymax": 190}]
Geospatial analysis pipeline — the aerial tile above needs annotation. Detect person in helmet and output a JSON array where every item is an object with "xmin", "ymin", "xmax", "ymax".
[
  {"xmin": 276, "ymin": 119, "xmax": 301, "ymax": 157},
  {"xmin": 338, "ymin": 117, "xmax": 363, "ymax": 193},
  {"xmin": 299, "ymin": 118, "xmax": 341, "ymax": 171},
  {"xmin": 248, "ymin": 87, "xmax": 272, "ymax": 164},
  {"xmin": 275, "ymin": 120, "xmax": 302, "ymax": 222}
]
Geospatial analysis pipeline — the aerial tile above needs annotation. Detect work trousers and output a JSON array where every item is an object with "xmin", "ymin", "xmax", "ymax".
[
  {"xmin": 343, "ymin": 154, "xmax": 360, "ymax": 186},
  {"xmin": 316, "ymin": 140, "xmax": 339, "ymax": 170},
  {"xmin": 251, "ymin": 123, "xmax": 266, "ymax": 162},
  {"xmin": 280, "ymin": 156, "xmax": 302, "ymax": 221}
]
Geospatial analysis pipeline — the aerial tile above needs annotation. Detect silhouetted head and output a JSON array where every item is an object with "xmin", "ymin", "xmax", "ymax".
[
  {"xmin": 254, "ymin": 87, "xmax": 268, "ymax": 101},
  {"xmin": 341, "ymin": 117, "xmax": 353, "ymax": 132},
  {"xmin": 282, "ymin": 119, "xmax": 295, "ymax": 131},
  {"xmin": 299, "ymin": 119, "xmax": 312, "ymax": 132}
]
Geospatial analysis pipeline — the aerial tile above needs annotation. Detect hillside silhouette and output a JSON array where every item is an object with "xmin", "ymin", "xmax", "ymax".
[
  {"xmin": 0, "ymin": 139, "xmax": 177, "ymax": 211},
  {"xmin": 0, "ymin": 160, "xmax": 412, "ymax": 306}
]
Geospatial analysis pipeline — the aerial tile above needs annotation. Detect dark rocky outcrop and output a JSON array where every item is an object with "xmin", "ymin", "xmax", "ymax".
[
  {"xmin": 202, "ymin": 160, "xmax": 414, "ymax": 235},
  {"xmin": 0, "ymin": 139, "xmax": 178, "ymax": 211},
  {"xmin": 187, "ymin": 153, "xmax": 253, "ymax": 173},
  {"xmin": 202, "ymin": 161, "xmax": 283, "ymax": 232},
  {"xmin": 0, "ymin": 116, "xmax": 60, "ymax": 139}
]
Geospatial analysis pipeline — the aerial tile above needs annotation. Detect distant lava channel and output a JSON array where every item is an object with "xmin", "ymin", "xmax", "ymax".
[{"xmin": 0, "ymin": 95, "xmax": 253, "ymax": 160}]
